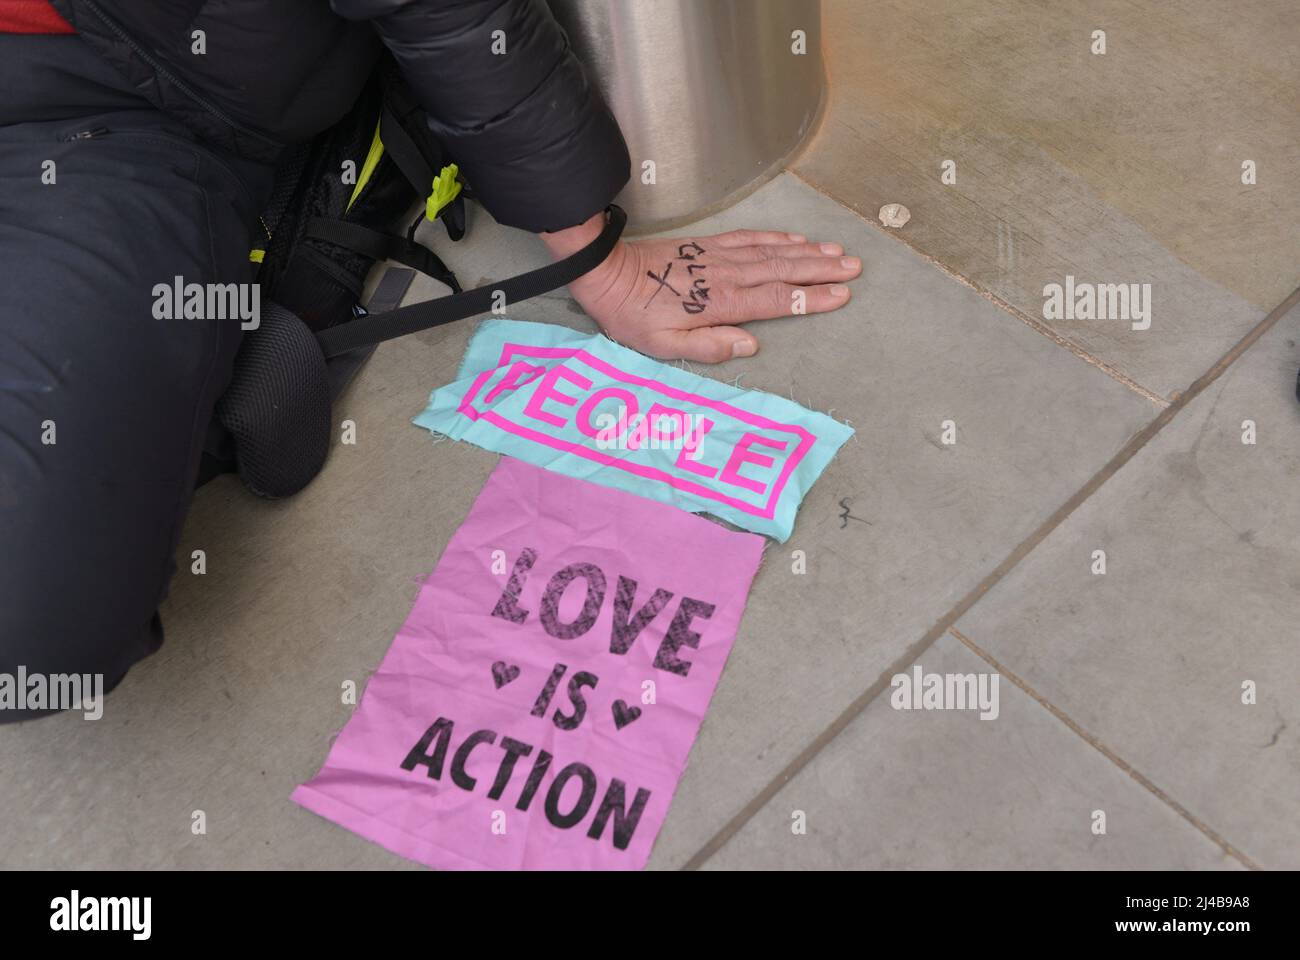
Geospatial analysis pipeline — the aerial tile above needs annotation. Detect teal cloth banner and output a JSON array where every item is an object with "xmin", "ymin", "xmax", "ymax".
[{"xmin": 414, "ymin": 319, "xmax": 852, "ymax": 541}]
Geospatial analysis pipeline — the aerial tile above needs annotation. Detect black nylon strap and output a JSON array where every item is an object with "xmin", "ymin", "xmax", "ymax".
[
  {"xmin": 379, "ymin": 103, "xmax": 434, "ymax": 198},
  {"xmin": 306, "ymin": 217, "xmax": 461, "ymax": 292},
  {"xmin": 316, "ymin": 204, "xmax": 626, "ymax": 359},
  {"xmin": 365, "ymin": 266, "xmax": 417, "ymax": 316}
]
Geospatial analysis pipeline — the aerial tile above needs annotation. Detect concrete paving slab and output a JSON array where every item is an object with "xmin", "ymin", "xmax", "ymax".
[
  {"xmin": 953, "ymin": 304, "xmax": 1300, "ymax": 869},
  {"xmin": 700, "ymin": 633, "xmax": 1242, "ymax": 870},
  {"xmin": 796, "ymin": 0, "xmax": 1298, "ymax": 399}
]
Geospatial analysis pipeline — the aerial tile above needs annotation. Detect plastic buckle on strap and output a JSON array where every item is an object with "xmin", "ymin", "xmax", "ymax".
[{"xmin": 426, "ymin": 164, "xmax": 462, "ymax": 221}]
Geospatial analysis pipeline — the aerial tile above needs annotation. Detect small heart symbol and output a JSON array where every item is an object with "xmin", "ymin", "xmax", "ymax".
[
  {"xmin": 611, "ymin": 699, "xmax": 642, "ymax": 730},
  {"xmin": 491, "ymin": 661, "xmax": 520, "ymax": 689}
]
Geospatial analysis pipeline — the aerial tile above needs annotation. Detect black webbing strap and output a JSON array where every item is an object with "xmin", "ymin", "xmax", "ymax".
[
  {"xmin": 379, "ymin": 100, "xmax": 466, "ymax": 240},
  {"xmin": 379, "ymin": 103, "xmax": 434, "ymax": 198},
  {"xmin": 315, "ymin": 204, "xmax": 626, "ymax": 359},
  {"xmin": 306, "ymin": 217, "xmax": 462, "ymax": 292}
]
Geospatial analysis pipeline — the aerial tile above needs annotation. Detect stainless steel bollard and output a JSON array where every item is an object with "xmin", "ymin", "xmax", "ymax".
[{"xmin": 549, "ymin": 0, "xmax": 825, "ymax": 233}]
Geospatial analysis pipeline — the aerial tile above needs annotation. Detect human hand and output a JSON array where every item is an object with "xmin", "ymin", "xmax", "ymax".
[{"xmin": 543, "ymin": 215, "xmax": 860, "ymax": 363}]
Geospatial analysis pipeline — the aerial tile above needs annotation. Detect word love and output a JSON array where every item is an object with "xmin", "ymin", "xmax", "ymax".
[{"xmin": 490, "ymin": 547, "xmax": 715, "ymax": 678}]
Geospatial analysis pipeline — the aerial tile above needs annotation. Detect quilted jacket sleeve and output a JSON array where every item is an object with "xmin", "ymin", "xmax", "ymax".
[{"xmin": 331, "ymin": 0, "xmax": 630, "ymax": 233}]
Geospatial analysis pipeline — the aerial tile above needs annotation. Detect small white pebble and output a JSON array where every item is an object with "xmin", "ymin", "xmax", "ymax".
[{"xmin": 878, "ymin": 203, "xmax": 911, "ymax": 228}]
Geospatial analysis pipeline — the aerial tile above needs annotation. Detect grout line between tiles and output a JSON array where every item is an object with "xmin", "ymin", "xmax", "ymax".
[
  {"xmin": 681, "ymin": 283, "xmax": 1300, "ymax": 871},
  {"xmin": 948, "ymin": 626, "xmax": 1260, "ymax": 870},
  {"xmin": 784, "ymin": 167, "xmax": 1169, "ymax": 408}
]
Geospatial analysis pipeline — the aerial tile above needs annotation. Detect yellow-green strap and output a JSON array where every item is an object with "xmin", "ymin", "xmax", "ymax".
[{"xmin": 346, "ymin": 119, "xmax": 386, "ymax": 214}]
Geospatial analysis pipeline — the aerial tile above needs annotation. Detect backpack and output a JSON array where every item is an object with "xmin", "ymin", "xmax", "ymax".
[{"xmin": 203, "ymin": 55, "xmax": 625, "ymax": 497}]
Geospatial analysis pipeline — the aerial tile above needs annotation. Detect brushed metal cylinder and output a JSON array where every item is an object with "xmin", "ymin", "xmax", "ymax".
[{"xmin": 549, "ymin": 0, "xmax": 825, "ymax": 234}]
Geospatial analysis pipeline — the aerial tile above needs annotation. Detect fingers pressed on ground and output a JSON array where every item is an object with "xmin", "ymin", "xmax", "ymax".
[
  {"xmin": 725, "ymin": 254, "xmax": 861, "ymax": 287},
  {"xmin": 649, "ymin": 325, "xmax": 758, "ymax": 363},
  {"xmin": 714, "ymin": 242, "xmax": 846, "ymax": 263},
  {"xmin": 705, "ymin": 229, "xmax": 809, "ymax": 249},
  {"xmin": 725, "ymin": 281, "xmax": 853, "ymax": 322}
]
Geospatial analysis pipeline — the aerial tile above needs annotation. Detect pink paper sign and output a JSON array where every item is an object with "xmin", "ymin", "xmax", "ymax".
[{"xmin": 293, "ymin": 457, "xmax": 764, "ymax": 869}]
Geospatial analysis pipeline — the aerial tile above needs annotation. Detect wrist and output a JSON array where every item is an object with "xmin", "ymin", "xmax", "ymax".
[
  {"xmin": 540, "ymin": 210, "xmax": 606, "ymax": 260},
  {"xmin": 540, "ymin": 209, "xmax": 627, "ymax": 304}
]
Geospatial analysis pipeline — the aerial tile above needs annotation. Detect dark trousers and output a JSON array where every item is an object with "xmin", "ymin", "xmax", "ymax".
[{"xmin": 0, "ymin": 35, "xmax": 276, "ymax": 721}]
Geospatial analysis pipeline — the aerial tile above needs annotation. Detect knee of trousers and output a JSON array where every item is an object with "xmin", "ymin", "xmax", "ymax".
[{"xmin": 0, "ymin": 599, "xmax": 154, "ymax": 724}]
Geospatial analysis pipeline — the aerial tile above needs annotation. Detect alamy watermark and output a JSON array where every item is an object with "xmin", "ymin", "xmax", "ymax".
[
  {"xmin": 0, "ymin": 667, "xmax": 103, "ymax": 719},
  {"xmin": 152, "ymin": 275, "xmax": 260, "ymax": 329},
  {"xmin": 591, "ymin": 408, "xmax": 707, "ymax": 452},
  {"xmin": 890, "ymin": 665, "xmax": 1000, "ymax": 720},
  {"xmin": 1043, "ymin": 274, "xmax": 1151, "ymax": 330},
  {"xmin": 50, "ymin": 891, "xmax": 150, "ymax": 940}
]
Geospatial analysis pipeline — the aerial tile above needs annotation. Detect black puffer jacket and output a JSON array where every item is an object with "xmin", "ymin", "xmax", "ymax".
[{"xmin": 49, "ymin": 0, "xmax": 630, "ymax": 233}]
